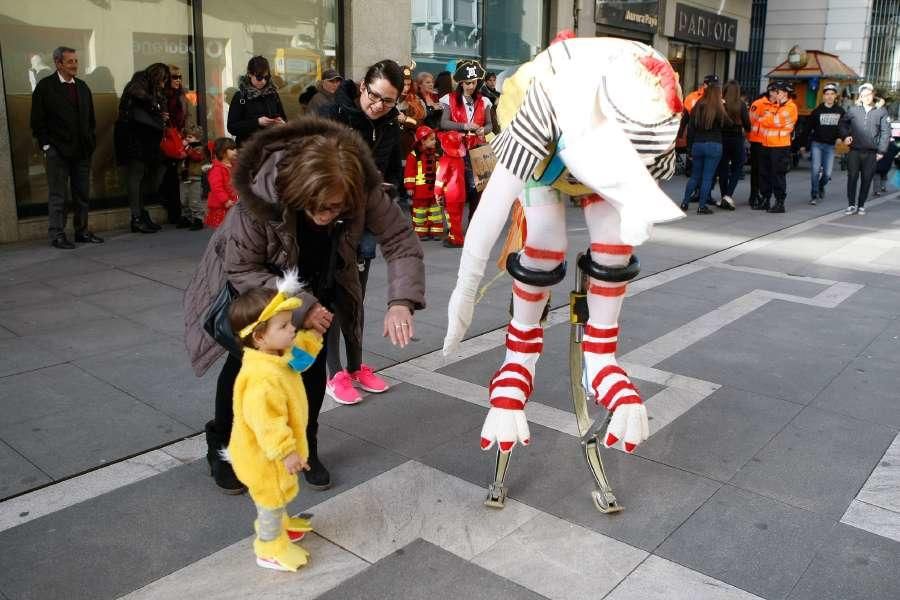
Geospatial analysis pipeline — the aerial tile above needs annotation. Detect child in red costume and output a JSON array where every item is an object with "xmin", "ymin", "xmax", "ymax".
[
  {"xmin": 404, "ymin": 126, "xmax": 442, "ymax": 240},
  {"xmin": 434, "ymin": 131, "xmax": 468, "ymax": 247},
  {"xmin": 205, "ymin": 137, "xmax": 239, "ymax": 229}
]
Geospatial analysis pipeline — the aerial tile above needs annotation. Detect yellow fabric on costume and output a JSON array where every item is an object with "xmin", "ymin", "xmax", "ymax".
[{"xmin": 228, "ymin": 330, "xmax": 323, "ymax": 509}]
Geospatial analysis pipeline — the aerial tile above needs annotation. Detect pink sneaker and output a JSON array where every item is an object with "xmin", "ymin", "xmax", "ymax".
[
  {"xmin": 350, "ymin": 364, "xmax": 390, "ymax": 393},
  {"xmin": 326, "ymin": 370, "xmax": 362, "ymax": 405}
]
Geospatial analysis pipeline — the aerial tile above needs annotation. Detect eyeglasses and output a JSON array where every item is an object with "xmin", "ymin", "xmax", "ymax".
[
  {"xmin": 251, "ymin": 73, "xmax": 270, "ymax": 81},
  {"xmin": 365, "ymin": 83, "xmax": 397, "ymax": 107},
  {"xmin": 171, "ymin": 75, "xmax": 182, "ymax": 81}
]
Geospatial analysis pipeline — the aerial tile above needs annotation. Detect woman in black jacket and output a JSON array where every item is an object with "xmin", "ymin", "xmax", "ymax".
[
  {"xmin": 716, "ymin": 80, "xmax": 751, "ymax": 210},
  {"xmin": 227, "ymin": 56, "xmax": 287, "ymax": 146},
  {"xmin": 319, "ymin": 59, "xmax": 405, "ymax": 406},
  {"xmin": 115, "ymin": 62, "xmax": 170, "ymax": 233},
  {"xmin": 682, "ymin": 81, "xmax": 730, "ymax": 215}
]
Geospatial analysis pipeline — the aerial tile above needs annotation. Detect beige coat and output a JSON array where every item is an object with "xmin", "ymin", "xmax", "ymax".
[{"xmin": 183, "ymin": 117, "xmax": 425, "ymax": 377}]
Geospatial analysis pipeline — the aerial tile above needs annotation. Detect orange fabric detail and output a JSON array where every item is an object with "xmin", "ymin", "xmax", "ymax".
[{"xmin": 684, "ymin": 88, "xmax": 704, "ymax": 113}]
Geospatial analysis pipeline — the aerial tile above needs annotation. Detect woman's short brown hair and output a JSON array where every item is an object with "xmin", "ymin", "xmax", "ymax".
[
  {"xmin": 275, "ymin": 132, "xmax": 366, "ymax": 214},
  {"xmin": 228, "ymin": 287, "xmax": 277, "ymax": 349}
]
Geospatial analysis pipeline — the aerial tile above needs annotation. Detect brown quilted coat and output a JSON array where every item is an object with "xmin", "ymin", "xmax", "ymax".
[{"xmin": 183, "ymin": 117, "xmax": 425, "ymax": 377}]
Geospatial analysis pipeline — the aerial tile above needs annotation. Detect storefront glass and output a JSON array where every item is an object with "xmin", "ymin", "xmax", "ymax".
[
  {"xmin": 0, "ymin": 1, "xmax": 192, "ymax": 216},
  {"xmin": 201, "ymin": 0, "xmax": 339, "ymax": 139},
  {"xmin": 410, "ymin": 0, "xmax": 545, "ymax": 80},
  {"xmin": 0, "ymin": 0, "xmax": 339, "ymax": 218}
]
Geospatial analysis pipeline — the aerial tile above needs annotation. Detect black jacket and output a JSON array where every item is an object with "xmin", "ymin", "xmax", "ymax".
[
  {"xmin": 839, "ymin": 104, "xmax": 892, "ymax": 154},
  {"xmin": 722, "ymin": 102, "xmax": 750, "ymax": 139},
  {"xmin": 321, "ymin": 79, "xmax": 403, "ymax": 194},
  {"xmin": 806, "ymin": 104, "xmax": 844, "ymax": 146},
  {"xmin": 227, "ymin": 77, "xmax": 287, "ymax": 146},
  {"xmin": 114, "ymin": 70, "xmax": 166, "ymax": 165},
  {"xmin": 30, "ymin": 73, "xmax": 96, "ymax": 159}
]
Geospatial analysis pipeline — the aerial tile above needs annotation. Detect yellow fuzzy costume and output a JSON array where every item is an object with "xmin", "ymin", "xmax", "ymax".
[{"xmin": 228, "ymin": 330, "xmax": 323, "ymax": 509}]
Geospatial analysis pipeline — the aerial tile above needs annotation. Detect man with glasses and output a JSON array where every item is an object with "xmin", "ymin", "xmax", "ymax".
[{"xmin": 30, "ymin": 46, "xmax": 103, "ymax": 248}]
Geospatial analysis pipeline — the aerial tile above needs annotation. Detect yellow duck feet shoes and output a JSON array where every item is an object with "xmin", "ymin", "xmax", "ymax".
[
  {"xmin": 284, "ymin": 515, "xmax": 314, "ymax": 543},
  {"xmin": 254, "ymin": 533, "xmax": 310, "ymax": 572}
]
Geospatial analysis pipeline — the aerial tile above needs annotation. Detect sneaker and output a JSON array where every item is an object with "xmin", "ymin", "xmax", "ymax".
[
  {"xmin": 350, "ymin": 364, "xmax": 389, "ymax": 393},
  {"xmin": 326, "ymin": 370, "xmax": 362, "ymax": 405},
  {"xmin": 858, "ymin": 207, "xmax": 866, "ymax": 215},
  {"xmin": 809, "ymin": 198, "xmax": 817, "ymax": 205},
  {"xmin": 844, "ymin": 205, "xmax": 857, "ymax": 215},
  {"xmin": 720, "ymin": 195, "xmax": 736, "ymax": 210}
]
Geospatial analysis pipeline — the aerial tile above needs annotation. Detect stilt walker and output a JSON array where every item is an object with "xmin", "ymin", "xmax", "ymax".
[{"xmin": 443, "ymin": 36, "xmax": 685, "ymax": 511}]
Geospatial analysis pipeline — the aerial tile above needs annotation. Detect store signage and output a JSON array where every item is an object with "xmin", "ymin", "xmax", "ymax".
[
  {"xmin": 595, "ymin": 1, "xmax": 659, "ymax": 34},
  {"xmin": 674, "ymin": 3, "xmax": 737, "ymax": 49}
]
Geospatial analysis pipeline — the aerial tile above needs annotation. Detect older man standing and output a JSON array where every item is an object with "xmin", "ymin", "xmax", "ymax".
[
  {"xmin": 30, "ymin": 46, "xmax": 102, "ymax": 249},
  {"xmin": 839, "ymin": 83, "xmax": 891, "ymax": 216}
]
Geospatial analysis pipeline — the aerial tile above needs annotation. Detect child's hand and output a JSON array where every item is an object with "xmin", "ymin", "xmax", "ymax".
[{"xmin": 283, "ymin": 452, "xmax": 308, "ymax": 475}]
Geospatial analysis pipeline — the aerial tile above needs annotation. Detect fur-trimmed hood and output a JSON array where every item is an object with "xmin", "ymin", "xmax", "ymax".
[{"xmin": 232, "ymin": 116, "xmax": 383, "ymax": 223}]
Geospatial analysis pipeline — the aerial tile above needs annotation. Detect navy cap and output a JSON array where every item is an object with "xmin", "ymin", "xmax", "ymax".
[{"xmin": 703, "ymin": 74, "xmax": 720, "ymax": 85}]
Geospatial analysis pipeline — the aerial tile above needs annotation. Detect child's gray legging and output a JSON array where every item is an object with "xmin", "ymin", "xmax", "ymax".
[{"xmin": 256, "ymin": 504, "xmax": 285, "ymax": 541}]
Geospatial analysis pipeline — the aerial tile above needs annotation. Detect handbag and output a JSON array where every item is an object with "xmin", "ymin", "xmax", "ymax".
[
  {"xmin": 203, "ymin": 281, "xmax": 242, "ymax": 358},
  {"xmin": 160, "ymin": 127, "xmax": 186, "ymax": 159}
]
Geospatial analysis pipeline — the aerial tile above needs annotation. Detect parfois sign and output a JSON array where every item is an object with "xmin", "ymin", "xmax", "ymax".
[{"xmin": 674, "ymin": 3, "xmax": 737, "ymax": 49}]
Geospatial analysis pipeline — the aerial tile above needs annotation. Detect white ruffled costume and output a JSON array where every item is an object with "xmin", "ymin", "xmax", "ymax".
[{"xmin": 443, "ymin": 37, "xmax": 685, "ymax": 455}]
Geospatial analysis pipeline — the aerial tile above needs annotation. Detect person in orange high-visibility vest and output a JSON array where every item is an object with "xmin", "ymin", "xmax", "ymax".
[
  {"xmin": 756, "ymin": 81, "xmax": 797, "ymax": 213},
  {"xmin": 746, "ymin": 82, "xmax": 778, "ymax": 208}
]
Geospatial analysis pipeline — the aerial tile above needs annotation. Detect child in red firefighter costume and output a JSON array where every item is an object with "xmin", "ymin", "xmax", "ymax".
[
  {"xmin": 404, "ymin": 126, "xmax": 443, "ymax": 240},
  {"xmin": 434, "ymin": 130, "xmax": 468, "ymax": 247},
  {"xmin": 443, "ymin": 36, "xmax": 685, "ymax": 463}
]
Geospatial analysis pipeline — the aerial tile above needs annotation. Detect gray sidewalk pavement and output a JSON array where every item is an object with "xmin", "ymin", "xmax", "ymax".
[{"xmin": 1, "ymin": 165, "xmax": 899, "ymax": 600}]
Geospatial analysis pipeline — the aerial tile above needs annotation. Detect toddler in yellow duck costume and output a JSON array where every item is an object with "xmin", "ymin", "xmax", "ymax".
[{"xmin": 226, "ymin": 270, "xmax": 323, "ymax": 572}]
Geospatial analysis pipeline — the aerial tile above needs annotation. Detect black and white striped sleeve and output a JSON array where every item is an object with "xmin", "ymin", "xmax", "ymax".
[{"xmin": 490, "ymin": 79, "xmax": 559, "ymax": 180}]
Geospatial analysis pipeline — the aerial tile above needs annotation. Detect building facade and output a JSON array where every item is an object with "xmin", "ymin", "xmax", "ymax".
[{"xmin": 0, "ymin": 0, "xmax": 754, "ymax": 244}]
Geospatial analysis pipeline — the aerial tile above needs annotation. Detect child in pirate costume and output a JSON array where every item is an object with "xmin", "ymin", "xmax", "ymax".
[
  {"xmin": 226, "ymin": 271, "xmax": 323, "ymax": 572},
  {"xmin": 404, "ymin": 125, "xmax": 443, "ymax": 239},
  {"xmin": 434, "ymin": 131, "xmax": 468, "ymax": 247}
]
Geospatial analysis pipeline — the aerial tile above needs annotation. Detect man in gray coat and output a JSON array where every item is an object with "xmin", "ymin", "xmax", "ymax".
[{"xmin": 839, "ymin": 83, "xmax": 891, "ymax": 215}]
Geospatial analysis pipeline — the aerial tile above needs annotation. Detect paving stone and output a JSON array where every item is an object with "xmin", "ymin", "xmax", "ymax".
[
  {"xmin": 0, "ymin": 325, "xmax": 13, "ymax": 339},
  {"xmin": 787, "ymin": 523, "xmax": 900, "ymax": 600},
  {"xmin": 80, "ymin": 280, "xmax": 184, "ymax": 315},
  {"xmin": 0, "ymin": 255, "xmax": 108, "ymax": 285},
  {"xmin": 0, "ymin": 336, "xmax": 66, "ymax": 379},
  {"xmin": 0, "ymin": 281, "xmax": 73, "ymax": 311},
  {"xmin": 841, "ymin": 500, "xmax": 900, "ymax": 544},
  {"xmin": 813, "ymin": 357, "xmax": 900, "ymax": 430},
  {"xmin": 0, "ymin": 298, "xmax": 113, "ymax": 335},
  {"xmin": 320, "ymin": 382, "xmax": 487, "ymax": 460},
  {"xmin": 607, "ymin": 555, "xmax": 765, "ymax": 600},
  {"xmin": 657, "ymin": 484, "xmax": 835, "ymax": 600},
  {"xmin": 360, "ymin": 306, "xmax": 451, "ymax": 363},
  {"xmin": 0, "ymin": 441, "xmax": 50, "ymax": 500},
  {"xmin": 637, "ymin": 386, "xmax": 803, "ymax": 481},
  {"xmin": 859, "ymin": 322, "xmax": 900, "ymax": 362},
  {"xmin": 120, "ymin": 532, "xmax": 368, "ymax": 600},
  {"xmin": 547, "ymin": 448, "xmax": 721, "ymax": 551},
  {"xmin": 124, "ymin": 301, "xmax": 186, "ymax": 337},
  {"xmin": 657, "ymin": 325, "xmax": 851, "ymax": 405},
  {"xmin": 855, "ymin": 433, "xmax": 900, "ymax": 513},
  {"xmin": 27, "ymin": 316, "xmax": 167, "ymax": 361},
  {"xmin": 730, "ymin": 407, "xmax": 896, "ymax": 519},
  {"xmin": 653, "ymin": 267, "xmax": 827, "ymax": 306},
  {"xmin": 824, "ymin": 284, "xmax": 900, "ymax": 319},
  {"xmin": 729, "ymin": 301, "xmax": 889, "ymax": 357},
  {"xmin": 471, "ymin": 512, "xmax": 648, "ymax": 600},
  {"xmin": 420, "ymin": 422, "xmax": 596, "ymax": 512},
  {"xmin": 75, "ymin": 340, "xmax": 217, "ymax": 429},
  {"xmin": 317, "ymin": 539, "xmax": 544, "ymax": 600},
  {"xmin": 0, "ymin": 391, "xmax": 191, "ymax": 481},
  {"xmin": 42, "ymin": 268, "xmax": 150, "ymax": 297},
  {"xmin": 726, "ymin": 223, "xmax": 863, "ymax": 275},
  {"xmin": 124, "ymin": 258, "xmax": 198, "ymax": 290}
]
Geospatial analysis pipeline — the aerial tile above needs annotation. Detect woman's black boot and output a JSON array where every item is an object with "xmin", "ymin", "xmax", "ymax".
[
  {"xmin": 140, "ymin": 209, "xmax": 162, "ymax": 231},
  {"xmin": 304, "ymin": 438, "xmax": 332, "ymax": 490},
  {"xmin": 131, "ymin": 216, "xmax": 158, "ymax": 234},
  {"xmin": 205, "ymin": 420, "xmax": 246, "ymax": 495}
]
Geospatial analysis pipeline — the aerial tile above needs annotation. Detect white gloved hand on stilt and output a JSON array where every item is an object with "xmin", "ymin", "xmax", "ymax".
[
  {"xmin": 604, "ymin": 403, "xmax": 649, "ymax": 453},
  {"xmin": 480, "ymin": 407, "xmax": 531, "ymax": 453}
]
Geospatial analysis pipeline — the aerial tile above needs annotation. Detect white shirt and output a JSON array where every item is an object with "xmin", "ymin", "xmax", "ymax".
[{"xmin": 57, "ymin": 71, "xmax": 75, "ymax": 84}]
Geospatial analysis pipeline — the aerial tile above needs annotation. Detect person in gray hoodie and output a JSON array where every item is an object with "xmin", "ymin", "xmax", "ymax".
[{"xmin": 839, "ymin": 83, "xmax": 891, "ymax": 215}]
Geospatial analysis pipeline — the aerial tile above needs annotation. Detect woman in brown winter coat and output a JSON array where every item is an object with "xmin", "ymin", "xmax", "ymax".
[{"xmin": 184, "ymin": 117, "xmax": 425, "ymax": 493}]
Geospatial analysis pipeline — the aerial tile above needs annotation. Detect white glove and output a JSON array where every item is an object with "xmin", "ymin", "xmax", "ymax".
[
  {"xmin": 603, "ymin": 403, "xmax": 649, "ymax": 453},
  {"xmin": 480, "ymin": 407, "xmax": 531, "ymax": 453},
  {"xmin": 443, "ymin": 250, "xmax": 487, "ymax": 355}
]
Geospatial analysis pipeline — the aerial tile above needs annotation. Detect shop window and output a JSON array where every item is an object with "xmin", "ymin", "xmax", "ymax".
[
  {"xmin": 484, "ymin": 0, "xmax": 545, "ymax": 72},
  {"xmin": 201, "ymin": 0, "xmax": 339, "ymax": 139},
  {"xmin": 0, "ymin": 0, "xmax": 192, "ymax": 217}
]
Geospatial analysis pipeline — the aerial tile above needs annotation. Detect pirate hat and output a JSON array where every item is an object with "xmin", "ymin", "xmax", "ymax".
[{"xmin": 454, "ymin": 59, "xmax": 485, "ymax": 83}]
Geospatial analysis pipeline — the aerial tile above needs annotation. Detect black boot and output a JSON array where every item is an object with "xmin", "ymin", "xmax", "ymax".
[
  {"xmin": 176, "ymin": 216, "xmax": 191, "ymax": 229},
  {"xmin": 767, "ymin": 200, "xmax": 785, "ymax": 213},
  {"xmin": 130, "ymin": 216, "xmax": 158, "ymax": 233},
  {"xmin": 205, "ymin": 420, "xmax": 246, "ymax": 494},
  {"xmin": 304, "ymin": 439, "xmax": 331, "ymax": 490},
  {"xmin": 753, "ymin": 198, "xmax": 770, "ymax": 211},
  {"xmin": 140, "ymin": 209, "xmax": 162, "ymax": 231},
  {"xmin": 189, "ymin": 218, "xmax": 204, "ymax": 231}
]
